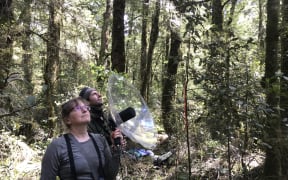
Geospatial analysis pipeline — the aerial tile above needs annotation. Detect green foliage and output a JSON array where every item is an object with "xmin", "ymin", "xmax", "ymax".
[{"xmin": 0, "ymin": 0, "xmax": 272, "ymax": 178}]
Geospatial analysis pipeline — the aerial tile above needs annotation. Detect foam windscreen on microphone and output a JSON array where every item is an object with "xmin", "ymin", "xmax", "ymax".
[
  {"xmin": 108, "ymin": 107, "xmax": 136, "ymax": 131},
  {"xmin": 119, "ymin": 107, "xmax": 136, "ymax": 122}
]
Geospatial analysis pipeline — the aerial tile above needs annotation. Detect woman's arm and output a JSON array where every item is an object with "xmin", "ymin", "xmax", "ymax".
[{"xmin": 40, "ymin": 139, "xmax": 60, "ymax": 180}]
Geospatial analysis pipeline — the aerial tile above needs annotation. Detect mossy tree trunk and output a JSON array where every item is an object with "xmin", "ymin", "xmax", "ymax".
[
  {"xmin": 258, "ymin": 0, "xmax": 265, "ymax": 64},
  {"xmin": 280, "ymin": 0, "xmax": 288, "ymax": 177},
  {"xmin": 99, "ymin": 0, "xmax": 111, "ymax": 67},
  {"xmin": 111, "ymin": 0, "xmax": 125, "ymax": 73},
  {"xmin": 0, "ymin": 0, "xmax": 13, "ymax": 92},
  {"xmin": 141, "ymin": 0, "xmax": 160, "ymax": 101},
  {"xmin": 263, "ymin": 0, "xmax": 281, "ymax": 179},
  {"xmin": 21, "ymin": 0, "xmax": 33, "ymax": 95},
  {"xmin": 44, "ymin": 0, "xmax": 62, "ymax": 137},
  {"xmin": 17, "ymin": 0, "xmax": 35, "ymax": 142},
  {"xmin": 161, "ymin": 29, "xmax": 182, "ymax": 135},
  {"xmin": 139, "ymin": 0, "xmax": 149, "ymax": 97}
]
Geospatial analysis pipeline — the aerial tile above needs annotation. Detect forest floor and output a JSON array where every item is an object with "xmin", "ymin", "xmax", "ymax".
[
  {"xmin": 0, "ymin": 132, "xmax": 265, "ymax": 180},
  {"xmin": 117, "ymin": 136, "xmax": 265, "ymax": 180}
]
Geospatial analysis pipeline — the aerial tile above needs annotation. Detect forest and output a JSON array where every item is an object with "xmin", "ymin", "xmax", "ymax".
[{"xmin": 0, "ymin": 0, "xmax": 287, "ymax": 179}]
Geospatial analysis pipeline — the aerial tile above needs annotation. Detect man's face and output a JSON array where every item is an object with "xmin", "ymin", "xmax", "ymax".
[{"xmin": 88, "ymin": 90, "xmax": 103, "ymax": 105}]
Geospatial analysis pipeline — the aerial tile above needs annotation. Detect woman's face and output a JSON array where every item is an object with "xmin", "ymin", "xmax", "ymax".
[
  {"xmin": 66, "ymin": 101, "xmax": 91, "ymax": 127},
  {"xmin": 88, "ymin": 90, "xmax": 103, "ymax": 105}
]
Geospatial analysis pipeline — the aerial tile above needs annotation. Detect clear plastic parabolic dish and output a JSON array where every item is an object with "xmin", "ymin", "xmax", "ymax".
[{"xmin": 107, "ymin": 74, "xmax": 157, "ymax": 150}]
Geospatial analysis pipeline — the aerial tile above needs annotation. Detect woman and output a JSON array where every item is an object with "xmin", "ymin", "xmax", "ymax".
[{"xmin": 40, "ymin": 97, "xmax": 120, "ymax": 180}]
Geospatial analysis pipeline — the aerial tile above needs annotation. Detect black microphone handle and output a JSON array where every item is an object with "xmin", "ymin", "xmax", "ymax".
[
  {"xmin": 108, "ymin": 117, "xmax": 121, "ymax": 146},
  {"xmin": 110, "ymin": 107, "xmax": 136, "ymax": 146},
  {"xmin": 114, "ymin": 137, "xmax": 121, "ymax": 146}
]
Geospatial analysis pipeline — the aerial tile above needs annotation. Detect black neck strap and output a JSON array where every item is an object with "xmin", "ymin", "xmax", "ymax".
[
  {"xmin": 64, "ymin": 133, "xmax": 105, "ymax": 179},
  {"xmin": 64, "ymin": 134, "xmax": 78, "ymax": 180},
  {"xmin": 89, "ymin": 133, "xmax": 105, "ymax": 178}
]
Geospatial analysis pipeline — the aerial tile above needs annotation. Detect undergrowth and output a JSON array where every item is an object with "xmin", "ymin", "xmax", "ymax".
[
  {"xmin": 0, "ymin": 127, "xmax": 264, "ymax": 180},
  {"xmin": 0, "ymin": 130, "xmax": 42, "ymax": 180}
]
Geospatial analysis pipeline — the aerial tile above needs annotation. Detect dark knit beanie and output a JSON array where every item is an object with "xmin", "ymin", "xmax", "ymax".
[{"xmin": 79, "ymin": 87, "xmax": 96, "ymax": 101}]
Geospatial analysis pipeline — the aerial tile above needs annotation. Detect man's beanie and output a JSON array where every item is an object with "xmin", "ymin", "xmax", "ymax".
[{"xmin": 79, "ymin": 87, "xmax": 96, "ymax": 100}]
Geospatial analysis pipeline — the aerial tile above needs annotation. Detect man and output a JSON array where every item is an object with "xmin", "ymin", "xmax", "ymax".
[
  {"xmin": 79, "ymin": 87, "xmax": 125, "ymax": 147},
  {"xmin": 79, "ymin": 87, "xmax": 172, "ymax": 167}
]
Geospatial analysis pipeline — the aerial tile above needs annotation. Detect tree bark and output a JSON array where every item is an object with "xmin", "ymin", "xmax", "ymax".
[
  {"xmin": 161, "ymin": 29, "xmax": 181, "ymax": 135},
  {"xmin": 99, "ymin": 0, "xmax": 111, "ymax": 66},
  {"xmin": 15, "ymin": 0, "xmax": 35, "ymax": 142},
  {"xmin": 206, "ymin": 0, "xmax": 224, "ymax": 139},
  {"xmin": 0, "ymin": 0, "xmax": 13, "ymax": 91},
  {"xmin": 263, "ymin": 0, "xmax": 281, "ymax": 179},
  {"xmin": 280, "ymin": 0, "xmax": 288, "ymax": 177},
  {"xmin": 111, "ymin": 0, "xmax": 125, "ymax": 73},
  {"xmin": 21, "ymin": 0, "xmax": 33, "ymax": 95},
  {"xmin": 258, "ymin": 0, "xmax": 265, "ymax": 65},
  {"xmin": 140, "ymin": 0, "xmax": 149, "ymax": 97},
  {"xmin": 125, "ymin": 5, "xmax": 135, "ymax": 74},
  {"xmin": 44, "ymin": 0, "xmax": 61, "ymax": 136},
  {"xmin": 212, "ymin": 0, "xmax": 223, "ymax": 31},
  {"xmin": 227, "ymin": 0, "xmax": 237, "ymax": 25},
  {"xmin": 141, "ymin": 0, "xmax": 160, "ymax": 101}
]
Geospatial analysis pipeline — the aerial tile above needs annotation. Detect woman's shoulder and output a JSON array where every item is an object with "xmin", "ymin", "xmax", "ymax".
[
  {"xmin": 43, "ymin": 135, "xmax": 67, "ymax": 157},
  {"xmin": 47, "ymin": 134, "xmax": 67, "ymax": 148},
  {"xmin": 89, "ymin": 133, "xmax": 107, "ymax": 143},
  {"xmin": 89, "ymin": 132, "xmax": 105, "ymax": 139}
]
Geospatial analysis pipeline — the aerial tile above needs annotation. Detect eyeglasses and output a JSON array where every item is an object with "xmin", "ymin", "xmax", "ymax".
[{"xmin": 73, "ymin": 105, "xmax": 91, "ymax": 112}]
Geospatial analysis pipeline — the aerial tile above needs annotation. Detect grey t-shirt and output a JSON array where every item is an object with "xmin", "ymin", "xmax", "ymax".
[{"xmin": 40, "ymin": 133, "xmax": 120, "ymax": 180}]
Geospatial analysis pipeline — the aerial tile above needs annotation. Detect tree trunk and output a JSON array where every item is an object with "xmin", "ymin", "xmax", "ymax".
[
  {"xmin": 44, "ymin": 0, "xmax": 61, "ymax": 137},
  {"xmin": 111, "ymin": 0, "xmax": 125, "ymax": 73},
  {"xmin": 141, "ymin": 0, "xmax": 160, "ymax": 101},
  {"xmin": 0, "ymin": 0, "xmax": 13, "ymax": 91},
  {"xmin": 280, "ymin": 0, "xmax": 288, "ymax": 177},
  {"xmin": 263, "ymin": 0, "xmax": 281, "ymax": 179},
  {"xmin": 212, "ymin": 0, "xmax": 223, "ymax": 31},
  {"xmin": 125, "ymin": 5, "xmax": 135, "ymax": 74},
  {"xmin": 21, "ymin": 0, "xmax": 33, "ymax": 95},
  {"xmin": 140, "ymin": 0, "xmax": 149, "ymax": 97},
  {"xmin": 99, "ymin": 0, "xmax": 111, "ymax": 66},
  {"xmin": 161, "ymin": 29, "xmax": 181, "ymax": 135},
  {"xmin": 16, "ymin": 0, "xmax": 34, "ymax": 142},
  {"xmin": 258, "ymin": 0, "xmax": 265, "ymax": 65},
  {"xmin": 205, "ymin": 0, "xmax": 224, "ymax": 139},
  {"xmin": 227, "ymin": 0, "xmax": 237, "ymax": 25}
]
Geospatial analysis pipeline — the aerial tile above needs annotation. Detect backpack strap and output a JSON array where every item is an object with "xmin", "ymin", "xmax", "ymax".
[
  {"xmin": 64, "ymin": 134, "xmax": 78, "ymax": 180},
  {"xmin": 88, "ymin": 133, "xmax": 105, "ymax": 178}
]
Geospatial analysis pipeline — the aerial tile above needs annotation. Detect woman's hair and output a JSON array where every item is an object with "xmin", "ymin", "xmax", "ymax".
[{"xmin": 61, "ymin": 97, "xmax": 88, "ymax": 128}]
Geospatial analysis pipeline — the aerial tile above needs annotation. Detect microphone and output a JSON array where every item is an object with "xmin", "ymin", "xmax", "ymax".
[
  {"xmin": 119, "ymin": 107, "xmax": 136, "ymax": 123},
  {"xmin": 109, "ymin": 107, "xmax": 136, "ymax": 146}
]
